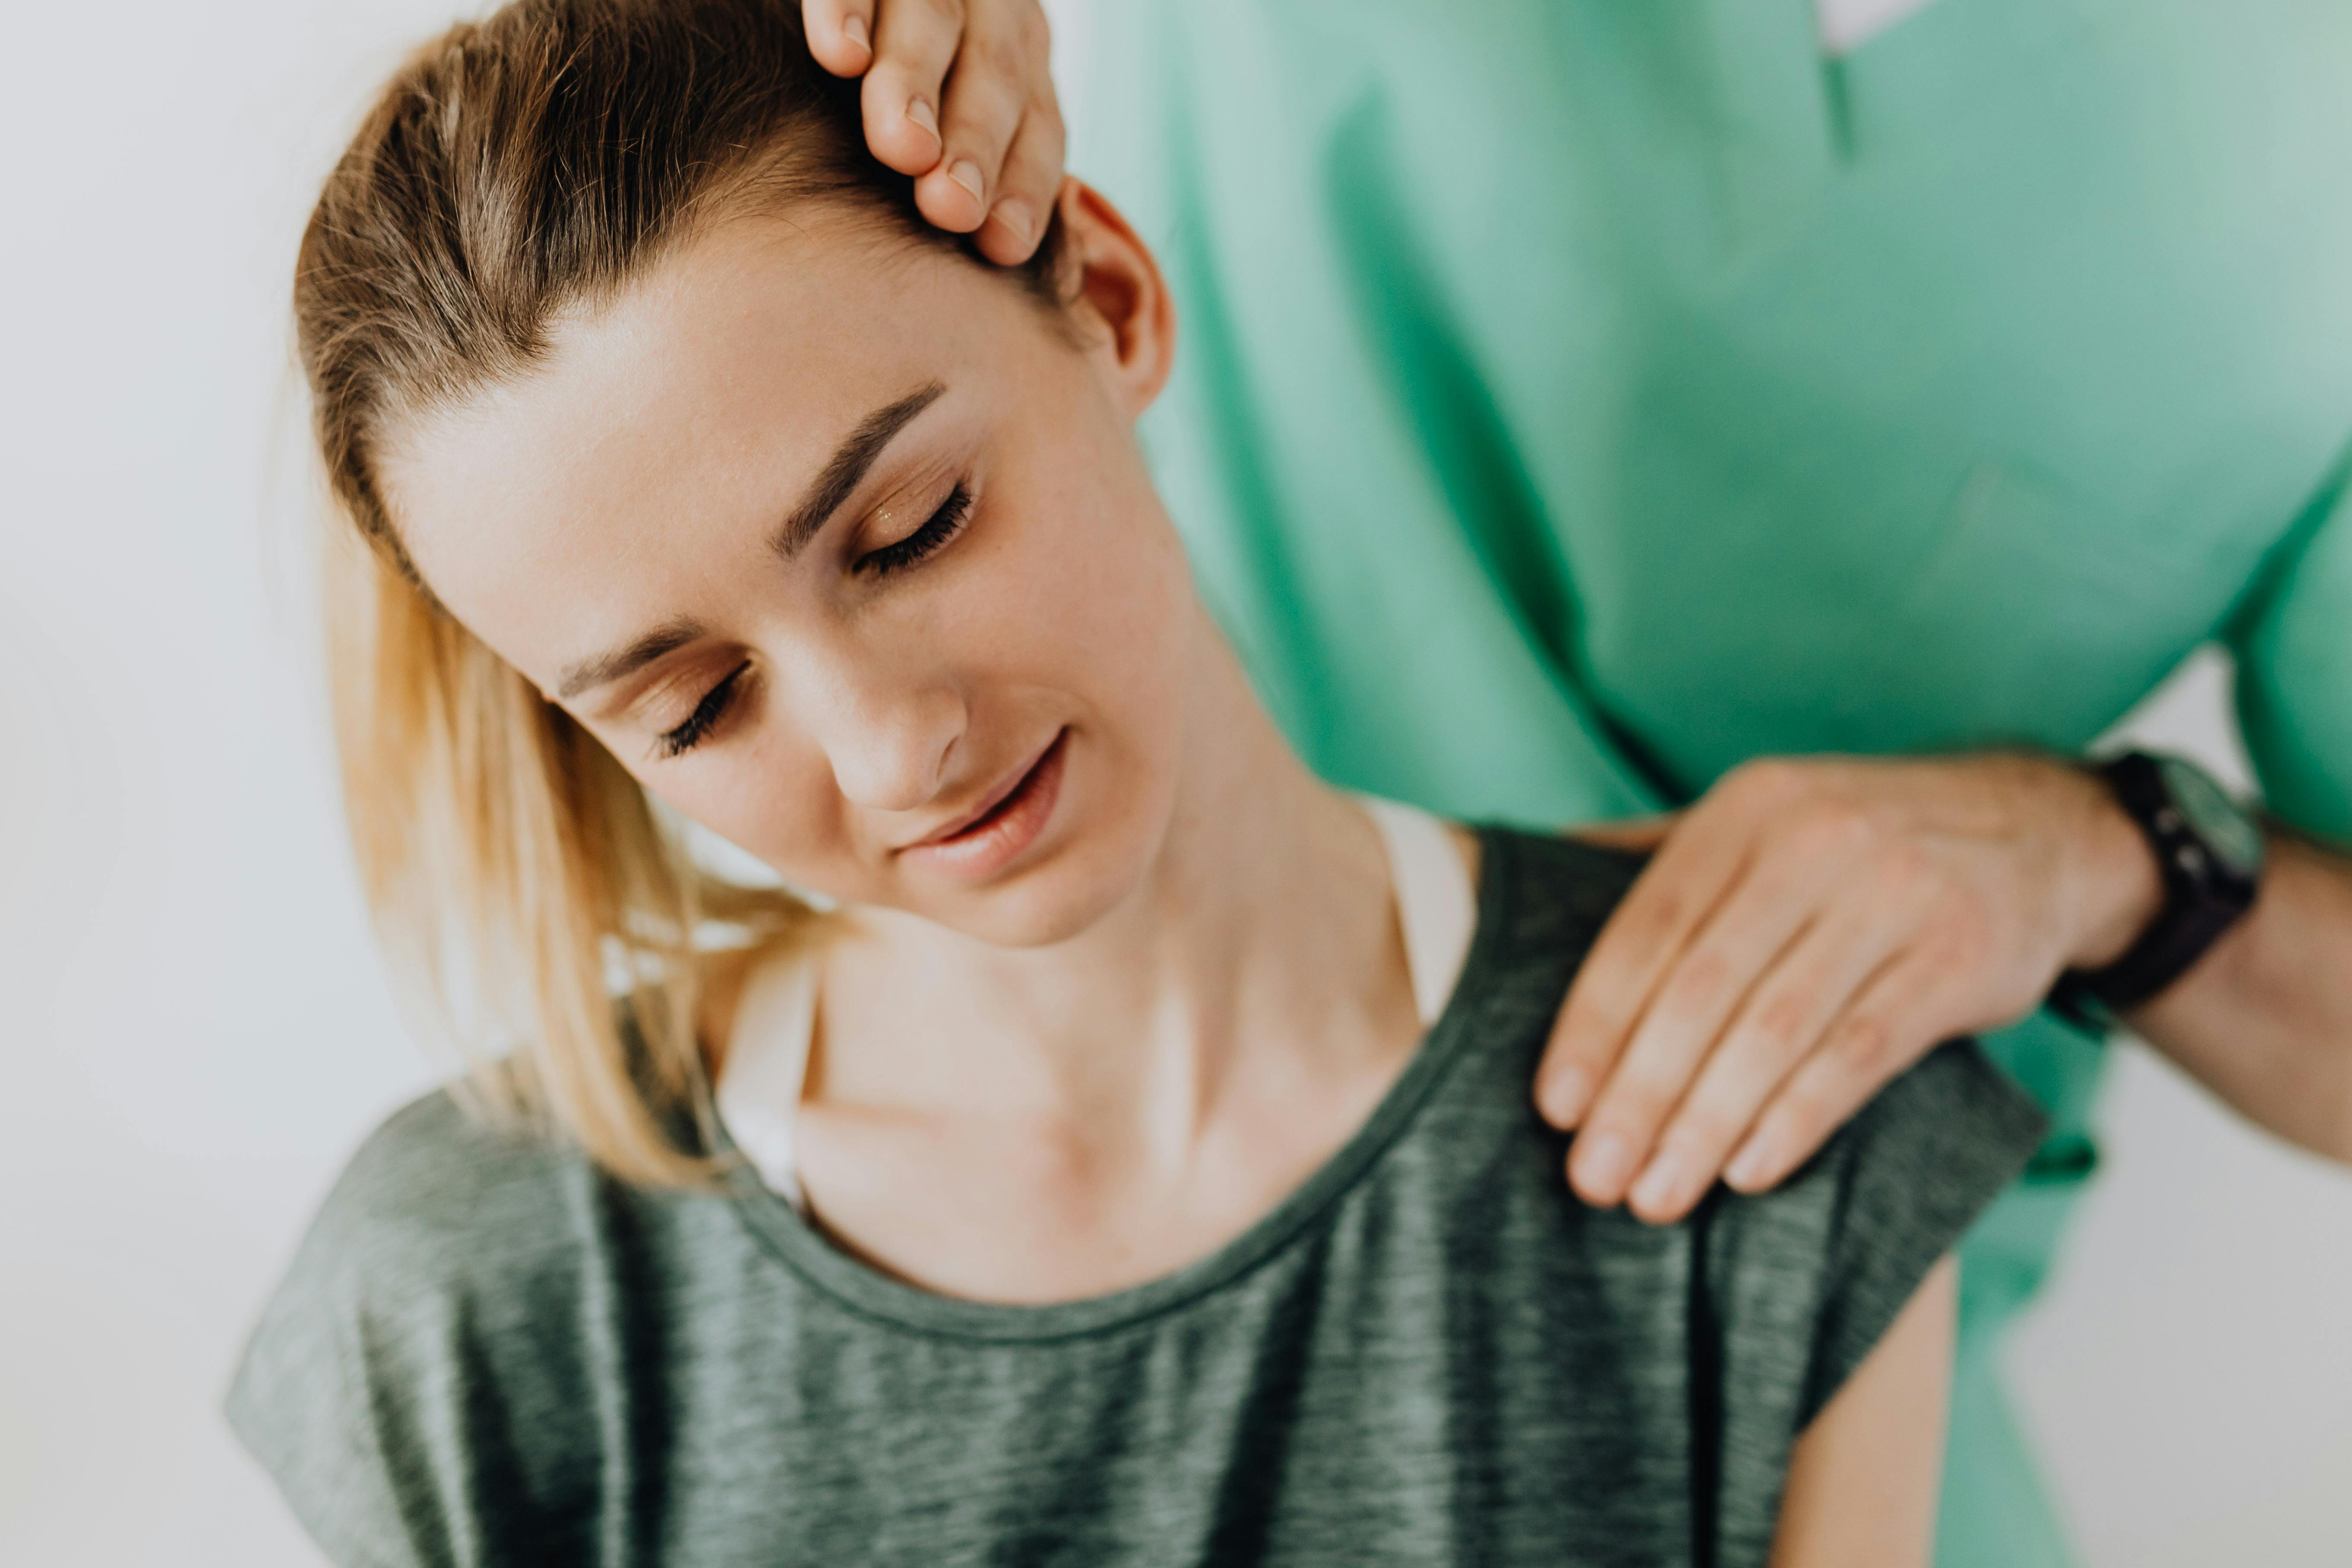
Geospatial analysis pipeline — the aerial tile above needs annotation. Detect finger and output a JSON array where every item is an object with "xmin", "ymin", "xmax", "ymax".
[
  {"xmin": 912, "ymin": 20, "xmax": 1038, "ymax": 234},
  {"xmin": 859, "ymin": 0, "xmax": 963, "ymax": 177},
  {"xmin": 1538, "ymin": 763, "xmax": 1841, "ymax": 1131},
  {"xmin": 1624, "ymin": 894, "xmax": 1911, "ymax": 1222},
  {"xmin": 1534, "ymin": 809, "xmax": 1753, "ymax": 1130},
  {"xmin": 971, "ymin": 88, "xmax": 1065, "ymax": 264},
  {"xmin": 1719, "ymin": 948, "xmax": 1948, "ymax": 1193},
  {"xmin": 1566, "ymin": 844, "xmax": 1846, "ymax": 1208},
  {"xmin": 803, "ymin": 0, "xmax": 878, "ymax": 76},
  {"xmin": 1568, "ymin": 812, "xmax": 1679, "ymax": 851}
]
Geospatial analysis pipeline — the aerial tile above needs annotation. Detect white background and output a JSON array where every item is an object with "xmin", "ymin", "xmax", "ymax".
[{"xmin": 1, "ymin": 2, "xmax": 2345, "ymax": 1563}]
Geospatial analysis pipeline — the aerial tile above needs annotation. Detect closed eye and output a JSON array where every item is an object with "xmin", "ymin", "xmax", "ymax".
[
  {"xmin": 654, "ymin": 661, "xmax": 751, "ymax": 759},
  {"xmin": 855, "ymin": 483, "xmax": 973, "ymax": 577}
]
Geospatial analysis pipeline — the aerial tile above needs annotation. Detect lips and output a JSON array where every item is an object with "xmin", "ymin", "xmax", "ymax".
[
  {"xmin": 895, "ymin": 729, "xmax": 1069, "ymax": 881},
  {"xmin": 906, "ymin": 730, "xmax": 1062, "ymax": 847}
]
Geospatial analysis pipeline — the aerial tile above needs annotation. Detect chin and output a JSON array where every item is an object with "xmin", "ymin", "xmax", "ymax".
[{"xmin": 920, "ymin": 835, "xmax": 1154, "ymax": 949}]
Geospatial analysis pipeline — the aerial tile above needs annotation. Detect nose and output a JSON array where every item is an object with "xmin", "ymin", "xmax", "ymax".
[{"xmin": 785, "ymin": 640, "xmax": 966, "ymax": 814}]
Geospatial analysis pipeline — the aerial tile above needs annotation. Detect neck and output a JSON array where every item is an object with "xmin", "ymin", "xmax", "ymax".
[{"xmin": 812, "ymin": 615, "xmax": 1411, "ymax": 1172}]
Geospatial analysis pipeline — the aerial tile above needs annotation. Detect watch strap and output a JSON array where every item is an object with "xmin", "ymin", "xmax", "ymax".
[{"xmin": 2047, "ymin": 752, "xmax": 2260, "ymax": 1027}]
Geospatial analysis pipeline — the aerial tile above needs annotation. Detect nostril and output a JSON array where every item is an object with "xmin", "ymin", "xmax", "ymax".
[{"xmin": 784, "ymin": 647, "xmax": 967, "ymax": 815}]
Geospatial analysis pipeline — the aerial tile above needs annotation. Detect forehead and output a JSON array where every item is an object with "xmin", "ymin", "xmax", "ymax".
[{"xmin": 378, "ymin": 212, "xmax": 1004, "ymax": 684}]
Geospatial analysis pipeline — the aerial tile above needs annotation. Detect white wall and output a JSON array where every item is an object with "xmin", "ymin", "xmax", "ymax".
[
  {"xmin": 0, "ymin": 3, "xmax": 2342, "ymax": 1564},
  {"xmin": 0, "ymin": 7, "xmax": 447, "ymax": 1563},
  {"xmin": 2012, "ymin": 649, "xmax": 2352, "ymax": 1565}
]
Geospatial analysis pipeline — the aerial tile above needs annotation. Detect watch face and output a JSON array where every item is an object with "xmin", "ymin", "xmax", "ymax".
[{"xmin": 2157, "ymin": 756, "xmax": 2267, "ymax": 877}]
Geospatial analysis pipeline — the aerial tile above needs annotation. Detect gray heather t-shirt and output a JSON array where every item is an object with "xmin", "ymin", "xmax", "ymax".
[{"xmin": 228, "ymin": 831, "xmax": 2045, "ymax": 1568}]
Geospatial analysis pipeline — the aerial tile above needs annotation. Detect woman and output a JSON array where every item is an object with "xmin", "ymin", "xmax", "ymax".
[{"xmin": 229, "ymin": 3, "xmax": 2042, "ymax": 1563}]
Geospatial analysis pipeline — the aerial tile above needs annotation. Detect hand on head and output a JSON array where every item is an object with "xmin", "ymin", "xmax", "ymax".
[{"xmin": 803, "ymin": 0, "xmax": 1066, "ymax": 265}]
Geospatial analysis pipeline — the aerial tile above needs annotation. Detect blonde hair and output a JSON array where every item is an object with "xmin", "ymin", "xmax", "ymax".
[{"xmin": 301, "ymin": 0, "xmax": 1065, "ymax": 1183}]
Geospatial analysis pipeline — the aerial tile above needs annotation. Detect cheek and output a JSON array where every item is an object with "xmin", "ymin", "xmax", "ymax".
[
  {"xmin": 986, "ymin": 424, "xmax": 1192, "ymax": 724},
  {"xmin": 1059, "ymin": 498, "xmax": 1192, "ymax": 754},
  {"xmin": 629, "ymin": 736, "xmax": 867, "ymax": 897}
]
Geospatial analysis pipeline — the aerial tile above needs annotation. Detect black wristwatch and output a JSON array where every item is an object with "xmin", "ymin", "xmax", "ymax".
[{"xmin": 2047, "ymin": 750, "xmax": 2266, "ymax": 1030}]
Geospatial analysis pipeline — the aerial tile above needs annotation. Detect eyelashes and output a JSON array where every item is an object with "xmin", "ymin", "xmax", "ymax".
[
  {"xmin": 855, "ymin": 482, "xmax": 972, "ymax": 577},
  {"xmin": 651, "ymin": 481, "xmax": 975, "ymax": 760},
  {"xmin": 655, "ymin": 660, "xmax": 750, "ymax": 759}
]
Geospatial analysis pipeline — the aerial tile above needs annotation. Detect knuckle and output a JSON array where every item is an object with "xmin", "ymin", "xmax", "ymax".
[
  {"xmin": 1727, "ymin": 756, "xmax": 1803, "ymax": 804},
  {"xmin": 1833, "ymin": 1011, "xmax": 1896, "ymax": 1073},
  {"xmin": 1019, "ymin": 0, "xmax": 1053, "ymax": 53},
  {"xmin": 1925, "ymin": 907, "xmax": 1992, "ymax": 979},
  {"xmin": 895, "ymin": 6, "xmax": 959, "ymax": 66},
  {"xmin": 965, "ymin": 30, "xmax": 1015, "ymax": 80},
  {"xmin": 1791, "ymin": 800, "xmax": 1872, "ymax": 863},
  {"xmin": 1564, "ymin": 1015, "xmax": 1628, "ymax": 1065},
  {"xmin": 1559, "ymin": 997, "xmax": 1637, "ymax": 1065},
  {"xmin": 1028, "ymin": 91, "xmax": 1067, "ymax": 142},
  {"xmin": 959, "ymin": 18, "xmax": 1026, "ymax": 82},
  {"xmin": 1675, "ymin": 944, "xmax": 1737, "ymax": 1002},
  {"xmin": 1631, "ymin": 890, "xmax": 1688, "ymax": 947},
  {"xmin": 1748, "ymin": 987, "xmax": 1816, "ymax": 1053},
  {"xmin": 1731, "ymin": 757, "xmax": 1815, "ymax": 818},
  {"xmin": 1871, "ymin": 838, "xmax": 1931, "ymax": 895}
]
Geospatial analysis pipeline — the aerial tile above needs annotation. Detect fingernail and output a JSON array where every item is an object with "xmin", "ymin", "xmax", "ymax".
[
  {"xmin": 1540, "ymin": 1065, "xmax": 1593, "ymax": 1127},
  {"xmin": 947, "ymin": 159, "xmax": 985, "ymax": 204},
  {"xmin": 989, "ymin": 199, "xmax": 1034, "ymax": 247},
  {"xmin": 841, "ymin": 13, "xmax": 868, "ymax": 52},
  {"xmin": 1631, "ymin": 1152, "xmax": 1691, "ymax": 1217},
  {"xmin": 906, "ymin": 96, "xmax": 939, "ymax": 140},
  {"xmin": 1725, "ymin": 1137, "xmax": 1775, "ymax": 1191},
  {"xmin": 1574, "ymin": 1132, "xmax": 1634, "ymax": 1200}
]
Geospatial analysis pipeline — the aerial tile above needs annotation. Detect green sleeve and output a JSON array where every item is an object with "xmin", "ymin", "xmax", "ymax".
[{"xmin": 2230, "ymin": 465, "xmax": 2352, "ymax": 846}]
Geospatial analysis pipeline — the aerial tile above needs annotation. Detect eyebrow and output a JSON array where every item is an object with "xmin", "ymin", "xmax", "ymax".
[
  {"xmin": 553, "ymin": 381, "xmax": 948, "ymax": 704},
  {"xmin": 555, "ymin": 616, "xmax": 707, "ymax": 702},
  {"xmin": 768, "ymin": 380, "xmax": 948, "ymax": 561}
]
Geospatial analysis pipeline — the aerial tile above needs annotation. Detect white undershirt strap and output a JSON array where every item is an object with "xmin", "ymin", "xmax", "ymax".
[
  {"xmin": 715, "ymin": 797, "xmax": 1479, "ymax": 1210},
  {"xmin": 714, "ymin": 949, "xmax": 820, "ymax": 1209},
  {"xmin": 1355, "ymin": 796, "xmax": 1478, "ymax": 1030}
]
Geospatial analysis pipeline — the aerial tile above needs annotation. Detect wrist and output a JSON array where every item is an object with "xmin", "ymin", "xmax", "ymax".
[{"xmin": 2059, "ymin": 760, "xmax": 2168, "ymax": 971}]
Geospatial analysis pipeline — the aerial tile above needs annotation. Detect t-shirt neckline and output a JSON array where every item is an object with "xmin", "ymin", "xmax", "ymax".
[{"xmin": 720, "ymin": 827, "xmax": 1524, "ymax": 1344}]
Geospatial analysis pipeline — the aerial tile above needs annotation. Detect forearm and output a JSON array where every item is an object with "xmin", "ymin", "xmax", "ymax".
[{"xmin": 2123, "ymin": 825, "xmax": 2352, "ymax": 1161}]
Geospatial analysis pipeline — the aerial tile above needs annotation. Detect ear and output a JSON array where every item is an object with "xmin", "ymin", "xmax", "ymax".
[{"xmin": 1051, "ymin": 178, "xmax": 1177, "ymax": 417}]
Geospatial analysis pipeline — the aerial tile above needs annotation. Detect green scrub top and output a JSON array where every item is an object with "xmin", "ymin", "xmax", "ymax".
[{"xmin": 1072, "ymin": 1, "xmax": 2352, "ymax": 1562}]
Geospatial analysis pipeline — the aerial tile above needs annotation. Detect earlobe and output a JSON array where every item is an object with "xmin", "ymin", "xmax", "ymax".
[{"xmin": 1054, "ymin": 178, "xmax": 1177, "ymax": 416}]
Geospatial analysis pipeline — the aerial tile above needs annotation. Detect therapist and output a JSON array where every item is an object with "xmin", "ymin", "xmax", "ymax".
[{"xmin": 799, "ymin": 1, "xmax": 2352, "ymax": 1562}]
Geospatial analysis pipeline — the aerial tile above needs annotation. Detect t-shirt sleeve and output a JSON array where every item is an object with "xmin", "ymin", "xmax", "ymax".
[
  {"xmin": 224, "ymin": 1093, "xmax": 601, "ymax": 1568},
  {"xmin": 2228, "ymin": 471, "xmax": 2352, "ymax": 845},
  {"xmin": 1780, "ymin": 1038, "xmax": 2048, "ymax": 1425},
  {"xmin": 1691, "ymin": 1038, "xmax": 2047, "ymax": 1557},
  {"xmin": 224, "ymin": 1255, "xmax": 433, "ymax": 1568}
]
